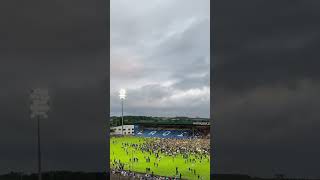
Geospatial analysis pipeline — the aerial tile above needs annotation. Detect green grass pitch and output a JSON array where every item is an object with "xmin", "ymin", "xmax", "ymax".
[{"xmin": 110, "ymin": 136, "xmax": 210, "ymax": 180}]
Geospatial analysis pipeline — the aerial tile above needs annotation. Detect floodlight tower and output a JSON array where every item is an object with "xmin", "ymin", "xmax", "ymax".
[
  {"xmin": 29, "ymin": 88, "xmax": 50, "ymax": 180},
  {"xmin": 119, "ymin": 89, "xmax": 126, "ymax": 135}
]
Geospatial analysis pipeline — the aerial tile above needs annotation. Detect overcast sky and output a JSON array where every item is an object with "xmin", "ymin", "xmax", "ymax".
[
  {"xmin": 0, "ymin": 0, "xmax": 108, "ymax": 173},
  {"xmin": 110, "ymin": 0, "xmax": 210, "ymax": 118},
  {"xmin": 214, "ymin": 0, "xmax": 320, "ymax": 178},
  {"xmin": 2, "ymin": 0, "xmax": 320, "ymax": 178}
]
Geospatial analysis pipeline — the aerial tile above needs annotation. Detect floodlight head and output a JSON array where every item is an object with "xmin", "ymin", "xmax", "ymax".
[{"xmin": 119, "ymin": 88, "xmax": 126, "ymax": 100}]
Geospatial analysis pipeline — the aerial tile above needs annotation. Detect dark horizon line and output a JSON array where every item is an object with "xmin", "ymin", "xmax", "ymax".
[
  {"xmin": 0, "ymin": 171, "xmax": 316, "ymax": 180},
  {"xmin": 0, "ymin": 171, "xmax": 107, "ymax": 176},
  {"xmin": 109, "ymin": 115, "xmax": 210, "ymax": 119}
]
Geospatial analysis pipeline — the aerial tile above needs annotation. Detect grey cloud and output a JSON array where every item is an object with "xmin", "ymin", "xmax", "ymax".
[
  {"xmin": 213, "ymin": 0, "xmax": 320, "ymax": 177},
  {"xmin": 172, "ymin": 73, "xmax": 209, "ymax": 90},
  {"xmin": 214, "ymin": 81, "xmax": 320, "ymax": 177},
  {"xmin": 111, "ymin": 84, "xmax": 209, "ymax": 118},
  {"xmin": 0, "ymin": 0, "xmax": 108, "ymax": 174},
  {"xmin": 111, "ymin": 0, "xmax": 210, "ymax": 117},
  {"xmin": 0, "ymin": 0, "xmax": 107, "ymax": 53}
]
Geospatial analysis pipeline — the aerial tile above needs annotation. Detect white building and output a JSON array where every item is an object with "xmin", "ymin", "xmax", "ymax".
[{"xmin": 110, "ymin": 125, "xmax": 135, "ymax": 135}]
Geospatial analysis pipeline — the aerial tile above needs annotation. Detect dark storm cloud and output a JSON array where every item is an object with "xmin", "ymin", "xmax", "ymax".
[
  {"xmin": 0, "ymin": 0, "xmax": 108, "ymax": 174},
  {"xmin": 214, "ymin": 0, "xmax": 320, "ymax": 178},
  {"xmin": 0, "ymin": 0, "xmax": 107, "ymax": 53},
  {"xmin": 214, "ymin": 0, "xmax": 320, "ymax": 92}
]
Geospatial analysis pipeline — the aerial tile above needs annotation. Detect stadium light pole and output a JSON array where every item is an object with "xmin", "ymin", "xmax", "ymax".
[
  {"xmin": 29, "ymin": 88, "xmax": 50, "ymax": 180},
  {"xmin": 119, "ymin": 89, "xmax": 126, "ymax": 135}
]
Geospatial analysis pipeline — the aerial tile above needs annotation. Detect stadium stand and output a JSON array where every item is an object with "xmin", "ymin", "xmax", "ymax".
[{"xmin": 134, "ymin": 128, "xmax": 193, "ymax": 139}]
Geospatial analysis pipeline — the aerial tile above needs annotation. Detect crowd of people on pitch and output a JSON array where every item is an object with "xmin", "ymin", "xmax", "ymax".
[
  {"xmin": 111, "ymin": 137, "xmax": 209, "ymax": 179},
  {"xmin": 111, "ymin": 169, "xmax": 191, "ymax": 180},
  {"xmin": 142, "ymin": 137, "xmax": 210, "ymax": 157}
]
